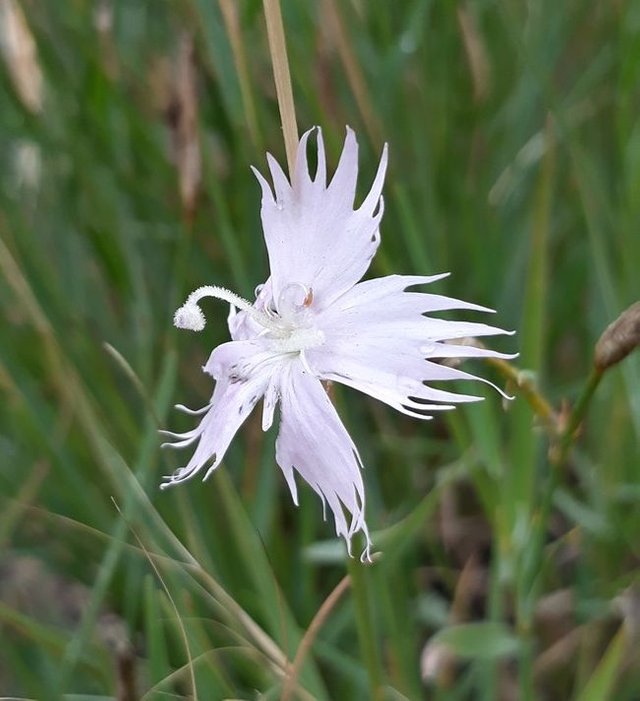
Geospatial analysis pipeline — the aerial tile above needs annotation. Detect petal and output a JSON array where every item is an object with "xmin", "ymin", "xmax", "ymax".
[
  {"xmin": 262, "ymin": 371, "xmax": 280, "ymax": 431},
  {"xmin": 308, "ymin": 275, "xmax": 514, "ymax": 417},
  {"xmin": 292, "ymin": 128, "xmax": 316, "ymax": 199},
  {"xmin": 327, "ymin": 273, "xmax": 488, "ymax": 313},
  {"xmin": 275, "ymin": 362, "xmax": 371, "ymax": 558},
  {"xmin": 253, "ymin": 126, "xmax": 388, "ymax": 312},
  {"xmin": 227, "ymin": 278, "xmax": 273, "ymax": 341},
  {"xmin": 325, "ymin": 125, "xmax": 358, "ymax": 212},
  {"xmin": 357, "ymin": 142, "xmax": 388, "ymax": 220},
  {"xmin": 266, "ymin": 152, "xmax": 292, "ymax": 206},
  {"xmin": 309, "ymin": 343, "xmax": 481, "ymax": 419},
  {"xmin": 161, "ymin": 340, "xmax": 274, "ymax": 487},
  {"xmin": 314, "ymin": 128, "xmax": 327, "ymax": 187},
  {"xmin": 317, "ymin": 274, "xmax": 514, "ymax": 349}
]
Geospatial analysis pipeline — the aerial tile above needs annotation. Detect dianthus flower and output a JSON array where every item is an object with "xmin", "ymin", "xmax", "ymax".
[{"xmin": 162, "ymin": 127, "xmax": 512, "ymax": 559}]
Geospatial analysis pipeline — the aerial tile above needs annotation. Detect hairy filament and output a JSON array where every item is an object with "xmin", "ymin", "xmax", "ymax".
[{"xmin": 174, "ymin": 285, "xmax": 281, "ymax": 332}]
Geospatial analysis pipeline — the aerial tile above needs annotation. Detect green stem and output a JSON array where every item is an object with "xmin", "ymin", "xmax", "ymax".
[
  {"xmin": 522, "ymin": 365, "xmax": 605, "ymax": 617},
  {"xmin": 347, "ymin": 553, "xmax": 383, "ymax": 701},
  {"xmin": 488, "ymin": 357, "xmax": 557, "ymax": 433},
  {"xmin": 514, "ymin": 365, "xmax": 604, "ymax": 698},
  {"xmin": 551, "ymin": 366, "xmax": 604, "ymax": 467}
]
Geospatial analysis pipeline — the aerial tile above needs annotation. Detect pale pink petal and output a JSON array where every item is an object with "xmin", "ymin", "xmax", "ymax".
[
  {"xmin": 261, "ymin": 372, "xmax": 280, "ymax": 431},
  {"xmin": 166, "ymin": 127, "xmax": 515, "ymax": 558},
  {"xmin": 252, "ymin": 126, "xmax": 387, "ymax": 311},
  {"xmin": 308, "ymin": 344, "xmax": 481, "ymax": 419},
  {"xmin": 161, "ymin": 340, "xmax": 274, "ymax": 487},
  {"xmin": 275, "ymin": 362, "xmax": 371, "ymax": 559},
  {"xmin": 291, "ymin": 128, "xmax": 319, "ymax": 200},
  {"xmin": 327, "ymin": 274, "xmax": 490, "ymax": 313},
  {"xmin": 265, "ymin": 153, "xmax": 291, "ymax": 206},
  {"xmin": 322, "ymin": 309, "xmax": 511, "ymax": 346},
  {"xmin": 325, "ymin": 126, "xmax": 358, "ymax": 212},
  {"xmin": 307, "ymin": 275, "xmax": 514, "ymax": 417},
  {"xmin": 317, "ymin": 274, "xmax": 514, "ymax": 350},
  {"xmin": 227, "ymin": 278, "xmax": 274, "ymax": 341},
  {"xmin": 313, "ymin": 128, "xmax": 327, "ymax": 187}
]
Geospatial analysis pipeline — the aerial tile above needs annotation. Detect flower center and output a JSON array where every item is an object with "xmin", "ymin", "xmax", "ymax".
[{"xmin": 173, "ymin": 282, "xmax": 325, "ymax": 355}]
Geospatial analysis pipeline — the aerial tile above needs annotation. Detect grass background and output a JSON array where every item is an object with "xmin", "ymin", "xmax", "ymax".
[{"xmin": 1, "ymin": 1, "xmax": 639, "ymax": 699}]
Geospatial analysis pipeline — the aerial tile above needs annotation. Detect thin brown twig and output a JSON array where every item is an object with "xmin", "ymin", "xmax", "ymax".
[{"xmin": 281, "ymin": 574, "xmax": 351, "ymax": 701}]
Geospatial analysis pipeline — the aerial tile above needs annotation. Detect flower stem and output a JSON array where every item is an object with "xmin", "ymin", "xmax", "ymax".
[
  {"xmin": 262, "ymin": 0, "xmax": 298, "ymax": 176},
  {"xmin": 488, "ymin": 357, "xmax": 557, "ymax": 433},
  {"xmin": 522, "ymin": 365, "xmax": 605, "ymax": 608},
  {"xmin": 550, "ymin": 365, "xmax": 603, "ymax": 467},
  {"xmin": 281, "ymin": 574, "xmax": 351, "ymax": 701},
  {"xmin": 347, "ymin": 553, "xmax": 384, "ymax": 701}
]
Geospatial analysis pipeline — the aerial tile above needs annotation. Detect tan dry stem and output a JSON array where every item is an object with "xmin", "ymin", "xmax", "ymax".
[
  {"xmin": 171, "ymin": 32, "xmax": 201, "ymax": 221},
  {"xmin": 0, "ymin": 0, "xmax": 43, "ymax": 113},
  {"xmin": 457, "ymin": 5, "xmax": 491, "ymax": 102},
  {"xmin": 262, "ymin": 0, "xmax": 298, "ymax": 176}
]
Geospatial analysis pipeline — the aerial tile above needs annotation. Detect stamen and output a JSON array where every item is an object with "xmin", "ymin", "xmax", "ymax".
[{"xmin": 173, "ymin": 285, "xmax": 283, "ymax": 333}]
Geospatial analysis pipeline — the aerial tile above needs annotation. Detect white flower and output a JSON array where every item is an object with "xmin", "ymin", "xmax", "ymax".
[{"xmin": 162, "ymin": 127, "xmax": 513, "ymax": 560}]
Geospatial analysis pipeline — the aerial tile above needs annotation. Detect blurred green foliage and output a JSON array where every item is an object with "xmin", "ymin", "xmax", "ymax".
[{"xmin": 1, "ymin": 1, "xmax": 639, "ymax": 699}]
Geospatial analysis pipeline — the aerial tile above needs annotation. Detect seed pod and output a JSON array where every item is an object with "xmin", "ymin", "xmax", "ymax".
[{"xmin": 594, "ymin": 301, "xmax": 640, "ymax": 371}]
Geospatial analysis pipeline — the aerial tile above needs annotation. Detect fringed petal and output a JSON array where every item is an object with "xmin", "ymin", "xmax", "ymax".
[
  {"xmin": 254, "ymin": 126, "xmax": 387, "ymax": 311},
  {"xmin": 275, "ymin": 363, "xmax": 371, "ymax": 559},
  {"xmin": 308, "ymin": 274, "xmax": 514, "ymax": 416},
  {"xmin": 161, "ymin": 341, "xmax": 273, "ymax": 488}
]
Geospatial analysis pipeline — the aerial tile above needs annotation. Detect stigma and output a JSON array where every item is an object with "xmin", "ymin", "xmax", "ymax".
[{"xmin": 174, "ymin": 281, "xmax": 325, "ymax": 355}]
